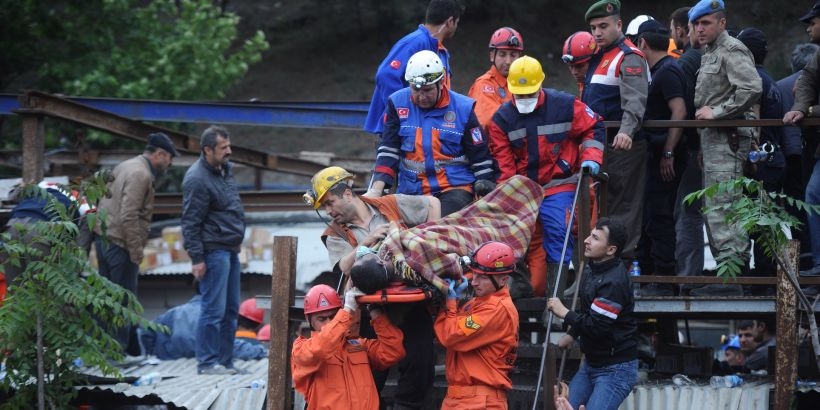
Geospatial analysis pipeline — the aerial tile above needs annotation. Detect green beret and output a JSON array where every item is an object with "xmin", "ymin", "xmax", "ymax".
[{"xmin": 585, "ymin": 0, "xmax": 621, "ymax": 22}]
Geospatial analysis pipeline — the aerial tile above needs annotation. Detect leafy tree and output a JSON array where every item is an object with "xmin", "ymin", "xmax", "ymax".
[
  {"xmin": 0, "ymin": 174, "xmax": 163, "ymax": 409},
  {"xmin": 686, "ymin": 176, "xmax": 820, "ymax": 369}
]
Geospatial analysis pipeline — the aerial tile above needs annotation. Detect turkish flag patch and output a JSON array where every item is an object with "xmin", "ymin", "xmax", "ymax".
[
  {"xmin": 482, "ymin": 85, "xmax": 494, "ymax": 94},
  {"xmin": 390, "ymin": 60, "xmax": 401, "ymax": 69},
  {"xmin": 624, "ymin": 66, "xmax": 643, "ymax": 76},
  {"xmin": 397, "ymin": 107, "xmax": 409, "ymax": 119}
]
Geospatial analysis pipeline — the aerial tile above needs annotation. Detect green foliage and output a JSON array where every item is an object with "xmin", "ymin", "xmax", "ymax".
[
  {"xmin": 0, "ymin": 174, "xmax": 164, "ymax": 409},
  {"xmin": 685, "ymin": 176, "xmax": 820, "ymax": 279}
]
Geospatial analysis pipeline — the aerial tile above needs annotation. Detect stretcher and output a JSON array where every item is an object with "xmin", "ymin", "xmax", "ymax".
[{"xmin": 356, "ymin": 281, "xmax": 435, "ymax": 304}]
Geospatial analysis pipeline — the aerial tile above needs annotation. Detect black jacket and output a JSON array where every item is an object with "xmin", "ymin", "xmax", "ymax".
[
  {"xmin": 565, "ymin": 257, "xmax": 638, "ymax": 367},
  {"xmin": 181, "ymin": 157, "xmax": 245, "ymax": 264}
]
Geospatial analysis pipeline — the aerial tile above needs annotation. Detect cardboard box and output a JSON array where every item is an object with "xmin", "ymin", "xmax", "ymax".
[
  {"xmin": 140, "ymin": 248, "xmax": 158, "ymax": 271},
  {"xmin": 250, "ymin": 227, "xmax": 272, "ymax": 260}
]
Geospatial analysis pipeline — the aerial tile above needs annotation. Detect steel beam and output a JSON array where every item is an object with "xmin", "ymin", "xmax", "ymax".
[
  {"xmin": 2, "ymin": 93, "xmax": 368, "ymax": 130},
  {"xmin": 14, "ymin": 91, "xmax": 340, "ymax": 179}
]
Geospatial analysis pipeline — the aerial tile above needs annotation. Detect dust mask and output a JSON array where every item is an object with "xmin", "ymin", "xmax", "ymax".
[{"xmin": 515, "ymin": 97, "xmax": 538, "ymax": 114}]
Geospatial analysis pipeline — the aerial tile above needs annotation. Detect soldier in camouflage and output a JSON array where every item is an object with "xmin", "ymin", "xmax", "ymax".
[{"xmin": 688, "ymin": 0, "xmax": 762, "ymax": 296}]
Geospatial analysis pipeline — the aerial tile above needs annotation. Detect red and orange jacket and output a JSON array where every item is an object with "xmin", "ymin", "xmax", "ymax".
[
  {"xmin": 291, "ymin": 309, "xmax": 405, "ymax": 410},
  {"xmin": 433, "ymin": 287, "xmax": 519, "ymax": 391},
  {"xmin": 468, "ymin": 65, "xmax": 513, "ymax": 129},
  {"xmin": 488, "ymin": 89, "xmax": 605, "ymax": 196}
]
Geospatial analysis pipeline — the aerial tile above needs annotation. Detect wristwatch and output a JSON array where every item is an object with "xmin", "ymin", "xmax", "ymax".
[{"xmin": 662, "ymin": 151, "xmax": 674, "ymax": 159}]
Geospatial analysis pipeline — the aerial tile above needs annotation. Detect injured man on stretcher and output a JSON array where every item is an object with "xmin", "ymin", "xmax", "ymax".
[{"xmin": 349, "ymin": 175, "xmax": 542, "ymax": 302}]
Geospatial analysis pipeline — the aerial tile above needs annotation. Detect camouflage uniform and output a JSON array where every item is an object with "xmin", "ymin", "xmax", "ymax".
[{"xmin": 694, "ymin": 29, "xmax": 761, "ymax": 263}]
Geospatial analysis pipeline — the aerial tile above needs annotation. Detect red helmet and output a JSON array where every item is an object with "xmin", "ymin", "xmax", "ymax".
[
  {"xmin": 489, "ymin": 27, "xmax": 524, "ymax": 51},
  {"xmin": 257, "ymin": 324, "xmax": 270, "ymax": 342},
  {"xmin": 303, "ymin": 284, "xmax": 342, "ymax": 315},
  {"xmin": 467, "ymin": 241, "xmax": 516, "ymax": 275},
  {"xmin": 239, "ymin": 298, "xmax": 264, "ymax": 324},
  {"xmin": 562, "ymin": 31, "xmax": 598, "ymax": 65}
]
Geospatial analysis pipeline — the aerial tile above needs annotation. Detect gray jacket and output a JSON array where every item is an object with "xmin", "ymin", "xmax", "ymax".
[{"xmin": 181, "ymin": 156, "xmax": 245, "ymax": 264}]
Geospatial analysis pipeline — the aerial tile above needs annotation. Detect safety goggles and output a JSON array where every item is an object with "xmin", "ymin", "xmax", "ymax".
[{"xmin": 492, "ymin": 33, "xmax": 521, "ymax": 49}]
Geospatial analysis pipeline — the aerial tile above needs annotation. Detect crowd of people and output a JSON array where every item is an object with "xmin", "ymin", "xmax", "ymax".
[
  {"xmin": 295, "ymin": 0, "xmax": 820, "ymax": 409},
  {"xmin": 5, "ymin": 0, "xmax": 820, "ymax": 408}
]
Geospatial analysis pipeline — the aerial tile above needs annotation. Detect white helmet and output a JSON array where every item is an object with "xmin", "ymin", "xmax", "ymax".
[
  {"xmin": 626, "ymin": 15, "xmax": 654, "ymax": 36},
  {"xmin": 405, "ymin": 50, "xmax": 445, "ymax": 89}
]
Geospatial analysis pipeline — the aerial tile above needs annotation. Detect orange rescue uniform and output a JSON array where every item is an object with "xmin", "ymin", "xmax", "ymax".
[
  {"xmin": 434, "ymin": 287, "xmax": 519, "ymax": 409},
  {"xmin": 468, "ymin": 65, "xmax": 513, "ymax": 130},
  {"xmin": 291, "ymin": 309, "xmax": 405, "ymax": 410}
]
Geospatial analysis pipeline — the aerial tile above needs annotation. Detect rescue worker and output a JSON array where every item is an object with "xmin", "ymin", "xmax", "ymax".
[
  {"xmin": 291, "ymin": 284, "xmax": 405, "ymax": 410},
  {"xmin": 304, "ymin": 166, "xmax": 440, "ymax": 409},
  {"xmin": 582, "ymin": 0, "xmax": 650, "ymax": 260},
  {"xmin": 364, "ymin": 0, "xmax": 463, "ymax": 137},
  {"xmin": 236, "ymin": 297, "xmax": 265, "ymax": 340},
  {"xmin": 487, "ymin": 56, "xmax": 605, "ymax": 298},
  {"xmin": 434, "ymin": 241, "xmax": 520, "ymax": 410},
  {"xmin": 467, "ymin": 28, "xmax": 547, "ymax": 301},
  {"xmin": 561, "ymin": 31, "xmax": 599, "ymax": 95},
  {"xmin": 468, "ymin": 27, "xmax": 525, "ymax": 128},
  {"xmin": 688, "ymin": 0, "xmax": 761, "ymax": 296},
  {"xmin": 547, "ymin": 218, "xmax": 638, "ymax": 410},
  {"xmin": 369, "ymin": 50, "xmax": 497, "ymax": 216}
]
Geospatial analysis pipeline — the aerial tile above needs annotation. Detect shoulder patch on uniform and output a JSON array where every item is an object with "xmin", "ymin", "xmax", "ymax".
[
  {"xmin": 585, "ymin": 105, "xmax": 595, "ymax": 118},
  {"xmin": 471, "ymin": 127, "xmax": 484, "ymax": 145},
  {"xmin": 390, "ymin": 60, "xmax": 401, "ymax": 69},
  {"xmin": 482, "ymin": 85, "xmax": 495, "ymax": 94},
  {"xmin": 397, "ymin": 107, "xmax": 409, "ymax": 119},
  {"xmin": 457, "ymin": 314, "xmax": 482, "ymax": 336},
  {"xmin": 624, "ymin": 66, "xmax": 644, "ymax": 76}
]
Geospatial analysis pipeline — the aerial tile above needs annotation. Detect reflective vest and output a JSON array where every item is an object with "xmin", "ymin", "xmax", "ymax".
[
  {"xmin": 582, "ymin": 38, "xmax": 644, "ymax": 122},
  {"xmin": 388, "ymin": 88, "xmax": 479, "ymax": 195}
]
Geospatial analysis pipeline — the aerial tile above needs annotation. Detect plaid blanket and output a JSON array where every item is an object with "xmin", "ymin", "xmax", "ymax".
[{"xmin": 378, "ymin": 175, "xmax": 542, "ymax": 295}]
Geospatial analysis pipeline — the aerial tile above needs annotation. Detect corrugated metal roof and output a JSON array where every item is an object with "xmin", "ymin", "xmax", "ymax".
[
  {"xmin": 620, "ymin": 379, "xmax": 771, "ymax": 410},
  {"xmin": 77, "ymin": 357, "xmax": 269, "ymax": 410}
]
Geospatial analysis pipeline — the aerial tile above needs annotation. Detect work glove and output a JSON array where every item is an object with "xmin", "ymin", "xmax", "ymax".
[
  {"xmin": 474, "ymin": 179, "xmax": 497, "ymax": 197},
  {"xmin": 445, "ymin": 278, "xmax": 469, "ymax": 300},
  {"xmin": 344, "ymin": 287, "xmax": 365, "ymax": 312},
  {"xmin": 581, "ymin": 160, "xmax": 600, "ymax": 175}
]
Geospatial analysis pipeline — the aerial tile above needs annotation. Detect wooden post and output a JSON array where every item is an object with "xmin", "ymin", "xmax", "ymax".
[
  {"xmin": 21, "ymin": 114, "xmax": 45, "ymax": 183},
  {"xmin": 774, "ymin": 240, "xmax": 799, "ymax": 410},
  {"xmin": 268, "ymin": 236, "xmax": 297, "ymax": 410},
  {"xmin": 543, "ymin": 343, "xmax": 557, "ymax": 410}
]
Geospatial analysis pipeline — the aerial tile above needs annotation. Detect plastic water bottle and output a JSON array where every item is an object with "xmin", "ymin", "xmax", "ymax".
[
  {"xmin": 629, "ymin": 260, "xmax": 641, "ymax": 297},
  {"xmin": 710, "ymin": 375, "xmax": 743, "ymax": 388},
  {"xmin": 134, "ymin": 372, "xmax": 161, "ymax": 386}
]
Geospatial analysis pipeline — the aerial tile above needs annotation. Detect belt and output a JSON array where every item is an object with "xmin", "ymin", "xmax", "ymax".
[
  {"xmin": 542, "ymin": 173, "xmax": 579, "ymax": 190},
  {"xmin": 401, "ymin": 156, "xmax": 468, "ymax": 174},
  {"xmin": 446, "ymin": 385, "xmax": 507, "ymax": 399}
]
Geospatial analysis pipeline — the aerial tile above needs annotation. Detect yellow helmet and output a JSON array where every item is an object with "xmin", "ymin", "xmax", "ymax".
[
  {"xmin": 303, "ymin": 166, "xmax": 354, "ymax": 209},
  {"xmin": 507, "ymin": 56, "xmax": 545, "ymax": 95}
]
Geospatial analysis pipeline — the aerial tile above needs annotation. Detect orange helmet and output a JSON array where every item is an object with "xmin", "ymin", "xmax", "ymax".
[
  {"xmin": 303, "ymin": 284, "xmax": 342, "ymax": 315},
  {"xmin": 489, "ymin": 27, "xmax": 524, "ymax": 51},
  {"xmin": 257, "ymin": 324, "xmax": 270, "ymax": 342},
  {"xmin": 239, "ymin": 298, "xmax": 264, "ymax": 324},
  {"xmin": 562, "ymin": 31, "xmax": 598, "ymax": 65},
  {"xmin": 466, "ymin": 241, "xmax": 516, "ymax": 275}
]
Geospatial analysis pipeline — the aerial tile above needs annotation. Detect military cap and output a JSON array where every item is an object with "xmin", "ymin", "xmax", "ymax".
[
  {"xmin": 146, "ymin": 132, "xmax": 179, "ymax": 157},
  {"xmin": 688, "ymin": 0, "xmax": 724, "ymax": 23},
  {"xmin": 801, "ymin": 0, "xmax": 820, "ymax": 24},
  {"xmin": 585, "ymin": 0, "xmax": 621, "ymax": 22}
]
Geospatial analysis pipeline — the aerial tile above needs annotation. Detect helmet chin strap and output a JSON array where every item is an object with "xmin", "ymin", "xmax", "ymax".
[{"xmin": 489, "ymin": 275, "xmax": 502, "ymax": 291}]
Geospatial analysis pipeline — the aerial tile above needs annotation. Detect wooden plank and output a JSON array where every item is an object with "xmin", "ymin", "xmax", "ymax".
[{"xmin": 268, "ymin": 236, "xmax": 297, "ymax": 410}]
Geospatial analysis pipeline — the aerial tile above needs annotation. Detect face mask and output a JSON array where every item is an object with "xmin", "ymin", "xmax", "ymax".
[{"xmin": 515, "ymin": 97, "xmax": 538, "ymax": 114}]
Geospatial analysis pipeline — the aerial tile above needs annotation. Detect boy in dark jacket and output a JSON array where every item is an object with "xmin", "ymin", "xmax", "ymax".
[{"xmin": 547, "ymin": 217, "xmax": 638, "ymax": 410}]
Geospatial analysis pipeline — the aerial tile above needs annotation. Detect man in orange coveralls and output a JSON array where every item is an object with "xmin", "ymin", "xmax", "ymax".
[
  {"xmin": 433, "ymin": 241, "xmax": 519, "ymax": 409},
  {"xmin": 291, "ymin": 284, "xmax": 405, "ymax": 410}
]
